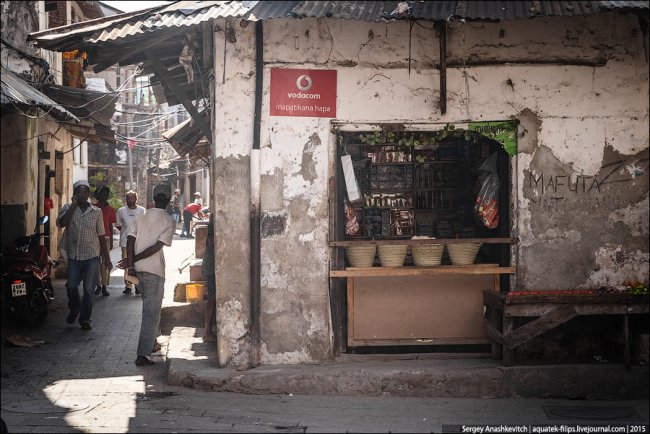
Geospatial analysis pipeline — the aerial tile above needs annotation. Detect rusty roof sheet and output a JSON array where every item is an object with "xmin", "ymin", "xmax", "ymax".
[
  {"xmin": 1, "ymin": 66, "xmax": 80, "ymax": 123},
  {"xmin": 29, "ymin": 1, "xmax": 299, "ymax": 51},
  {"xmin": 292, "ymin": 1, "xmax": 648, "ymax": 21},
  {"xmin": 29, "ymin": 1, "xmax": 648, "ymax": 51},
  {"xmin": 163, "ymin": 108, "xmax": 209, "ymax": 159}
]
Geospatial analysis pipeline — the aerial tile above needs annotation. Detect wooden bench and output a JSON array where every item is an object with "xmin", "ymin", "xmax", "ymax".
[{"xmin": 483, "ymin": 290, "xmax": 649, "ymax": 367}]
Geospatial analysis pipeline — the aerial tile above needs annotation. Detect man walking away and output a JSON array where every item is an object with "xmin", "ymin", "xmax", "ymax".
[
  {"xmin": 93, "ymin": 186, "xmax": 115, "ymax": 296},
  {"xmin": 115, "ymin": 190, "xmax": 145, "ymax": 295},
  {"xmin": 57, "ymin": 180, "xmax": 113, "ymax": 330},
  {"xmin": 120, "ymin": 184, "xmax": 175, "ymax": 366},
  {"xmin": 167, "ymin": 188, "xmax": 181, "ymax": 225}
]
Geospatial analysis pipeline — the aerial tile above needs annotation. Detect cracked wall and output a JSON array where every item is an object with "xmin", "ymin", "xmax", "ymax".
[{"xmin": 213, "ymin": 13, "xmax": 648, "ymax": 365}]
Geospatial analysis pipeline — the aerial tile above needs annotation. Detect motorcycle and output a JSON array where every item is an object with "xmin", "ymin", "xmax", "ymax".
[{"xmin": 1, "ymin": 216, "xmax": 56, "ymax": 325}]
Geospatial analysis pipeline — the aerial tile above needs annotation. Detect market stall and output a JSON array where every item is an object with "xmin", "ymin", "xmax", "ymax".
[{"xmin": 331, "ymin": 125, "xmax": 516, "ymax": 349}]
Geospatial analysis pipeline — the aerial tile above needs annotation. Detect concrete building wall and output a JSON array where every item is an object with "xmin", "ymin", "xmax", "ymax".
[
  {"xmin": 0, "ymin": 115, "xmax": 38, "ymax": 237},
  {"xmin": 212, "ymin": 12, "xmax": 648, "ymax": 365}
]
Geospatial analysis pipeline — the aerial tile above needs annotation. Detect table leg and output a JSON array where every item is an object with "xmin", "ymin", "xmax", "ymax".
[
  {"xmin": 503, "ymin": 315, "xmax": 514, "ymax": 366},
  {"xmin": 624, "ymin": 313, "xmax": 631, "ymax": 369},
  {"xmin": 489, "ymin": 306, "xmax": 503, "ymax": 360}
]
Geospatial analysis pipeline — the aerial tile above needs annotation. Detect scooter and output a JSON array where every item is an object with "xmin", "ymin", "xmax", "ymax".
[{"xmin": 1, "ymin": 216, "xmax": 56, "ymax": 325}]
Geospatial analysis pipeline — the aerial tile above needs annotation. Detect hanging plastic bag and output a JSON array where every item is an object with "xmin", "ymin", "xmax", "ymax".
[
  {"xmin": 474, "ymin": 153, "xmax": 499, "ymax": 229},
  {"xmin": 341, "ymin": 154, "xmax": 362, "ymax": 205},
  {"xmin": 344, "ymin": 199, "xmax": 360, "ymax": 236}
]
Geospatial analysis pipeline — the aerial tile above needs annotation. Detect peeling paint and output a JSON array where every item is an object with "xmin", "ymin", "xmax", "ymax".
[
  {"xmin": 216, "ymin": 298, "xmax": 249, "ymax": 366},
  {"xmin": 218, "ymin": 299, "xmax": 248, "ymax": 340},
  {"xmin": 607, "ymin": 197, "xmax": 649, "ymax": 237},
  {"xmin": 300, "ymin": 133, "xmax": 320, "ymax": 184},
  {"xmin": 298, "ymin": 231, "xmax": 315, "ymax": 244},
  {"xmin": 260, "ymin": 343, "xmax": 312, "ymax": 365},
  {"xmin": 535, "ymin": 228, "xmax": 582, "ymax": 245},
  {"xmin": 585, "ymin": 246, "xmax": 649, "ymax": 288}
]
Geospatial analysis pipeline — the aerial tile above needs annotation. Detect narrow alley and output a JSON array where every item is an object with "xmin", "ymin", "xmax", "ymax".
[{"xmin": 1, "ymin": 231, "xmax": 648, "ymax": 433}]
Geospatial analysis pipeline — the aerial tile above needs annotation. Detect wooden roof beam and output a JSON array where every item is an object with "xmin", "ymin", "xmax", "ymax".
[{"xmin": 146, "ymin": 52, "xmax": 212, "ymax": 145}]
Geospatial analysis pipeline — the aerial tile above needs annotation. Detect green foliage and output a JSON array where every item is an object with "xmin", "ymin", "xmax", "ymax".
[
  {"xmin": 89, "ymin": 172, "xmax": 121, "ymax": 211},
  {"xmin": 627, "ymin": 282, "xmax": 648, "ymax": 295},
  {"xmin": 354, "ymin": 124, "xmax": 471, "ymax": 149}
]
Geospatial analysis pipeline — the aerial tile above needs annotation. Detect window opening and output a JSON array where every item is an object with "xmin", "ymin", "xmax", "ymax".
[
  {"xmin": 337, "ymin": 127, "xmax": 511, "ymax": 254},
  {"xmin": 334, "ymin": 125, "xmax": 514, "ymax": 354}
]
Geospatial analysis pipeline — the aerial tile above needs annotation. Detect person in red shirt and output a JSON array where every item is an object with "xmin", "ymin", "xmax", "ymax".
[
  {"xmin": 94, "ymin": 186, "xmax": 116, "ymax": 296},
  {"xmin": 180, "ymin": 202, "xmax": 204, "ymax": 238}
]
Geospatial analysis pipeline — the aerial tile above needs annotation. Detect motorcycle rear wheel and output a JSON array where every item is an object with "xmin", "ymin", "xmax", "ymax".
[{"xmin": 14, "ymin": 279, "xmax": 48, "ymax": 326}]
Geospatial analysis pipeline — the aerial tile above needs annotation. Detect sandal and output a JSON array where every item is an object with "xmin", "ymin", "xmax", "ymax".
[
  {"xmin": 152, "ymin": 342, "xmax": 162, "ymax": 353},
  {"xmin": 135, "ymin": 356, "xmax": 154, "ymax": 366}
]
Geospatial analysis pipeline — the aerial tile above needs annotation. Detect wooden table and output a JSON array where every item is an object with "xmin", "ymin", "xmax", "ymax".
[{"xmin": 482, "ymin": 290, "xmax": 649, "ymax": 367}]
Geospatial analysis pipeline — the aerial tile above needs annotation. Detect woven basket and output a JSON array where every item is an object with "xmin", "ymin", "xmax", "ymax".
[
  {"xmin": 411, "ymin": 244, "xmax": 444, "ymax": 266},
  {"xmin": 447, "ymin": 243, "xmax": 482, "ymax": 266},
  {"xmin": 346, "ymin": 245, "xmax": 376, "ymax": 268},
  {"xmin": 378, "ymin": 245, "xmax": 408, "ymax": 267}
]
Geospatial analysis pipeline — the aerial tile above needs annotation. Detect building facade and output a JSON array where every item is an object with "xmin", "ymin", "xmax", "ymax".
[{"xmin": 211, "ymin": 10, "xmax": 649, "ymax": 366}]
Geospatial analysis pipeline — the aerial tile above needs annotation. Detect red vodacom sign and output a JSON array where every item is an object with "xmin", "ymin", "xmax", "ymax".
[{"xmin": 270, "ymin": 68, "xmax": 337, "ymax": 118}]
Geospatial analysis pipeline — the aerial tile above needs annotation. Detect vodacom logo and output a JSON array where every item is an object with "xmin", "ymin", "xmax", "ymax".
[{"xmin": 296, "ymin": 75, "xmax": 313, "ymax": 91}]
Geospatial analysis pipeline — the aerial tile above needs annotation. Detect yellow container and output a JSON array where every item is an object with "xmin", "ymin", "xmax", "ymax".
[{"xmin": 185, "ymin": 283, "xmax": 206, "ymax": 302}]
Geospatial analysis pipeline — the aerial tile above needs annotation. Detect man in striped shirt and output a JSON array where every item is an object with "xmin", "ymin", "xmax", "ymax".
[{"xmin": 57, "ymin": 180, "xmax": 113, "ymax": 330}]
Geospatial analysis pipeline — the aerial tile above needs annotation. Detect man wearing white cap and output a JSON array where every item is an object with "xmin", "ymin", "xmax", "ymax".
[
  {"xmin": 193, "ymin": 191, "xmax": 203, "ymax": 206},
  {"xmin": 57, "ymin": 180, "xmax": 113, "ymax": 330}
]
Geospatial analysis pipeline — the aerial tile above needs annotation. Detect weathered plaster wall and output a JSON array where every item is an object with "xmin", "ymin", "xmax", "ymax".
[
  {"xmin": 0, "ymin": 115, "xmax": 37, "ymax": 233},
  {"xmin": 1, "ymin": 1, "xmax": 40, "ymax": 78},
  {"xmin": 213, "ymin": 19, "xmax": 256, "ymax": 367},
  {"xmin": 213, "ymin": 12, "xmax": 648, "ymax": 365}
]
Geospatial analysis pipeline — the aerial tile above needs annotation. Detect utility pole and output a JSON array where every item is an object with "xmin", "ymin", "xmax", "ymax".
[{"xmin": 127, "ymin": 139, "xmax": 135, "ymax": 190}]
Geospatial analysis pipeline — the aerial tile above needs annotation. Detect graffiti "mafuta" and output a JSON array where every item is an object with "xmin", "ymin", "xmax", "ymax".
[{"xmin": 528, "ymin": 173, "xmax": 601, "ymax": 195}]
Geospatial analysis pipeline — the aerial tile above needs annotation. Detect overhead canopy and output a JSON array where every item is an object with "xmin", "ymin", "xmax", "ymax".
[
  {"xmin": 43, "ymin": 84, "xmax": 118, "ymax": 144},
  {"xmin": 162, "ymin": 108, "xmax": 209, "ymax": 161},
  {"xmin": 1, "ymin": 66, "xmax": 79, "ymax": 123}
]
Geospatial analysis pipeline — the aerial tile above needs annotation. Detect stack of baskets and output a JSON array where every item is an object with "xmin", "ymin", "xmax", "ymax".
[
  {"xmin": 447, "ymin": 242, "xmax": 482, "ymax": 265},
  {"xmin": 345, "ymin": 245, "xmax": 377, "ymax": 268},
  {"xmin": 378, "ymin": 245, "xmax": 408, "ymax": 267}
]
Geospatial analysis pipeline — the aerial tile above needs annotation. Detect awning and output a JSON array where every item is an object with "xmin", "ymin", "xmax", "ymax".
[
  {"xmin": 42, "ymin": 84, "xmax": 118, "ymax": 144},
  {"xmin": 162, "ymin": 109, "xmax": 209, "ymax": 160},
  {"xmin": 1, "ymin": 66, "xmax": 79, "ymax": 123}
]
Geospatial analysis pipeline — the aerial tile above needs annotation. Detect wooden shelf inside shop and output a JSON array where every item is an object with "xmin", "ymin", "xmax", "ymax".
[
  {"xmin": 330, "ymin": 237, "xmax": 516, "ymax": 247},
  {"xmin": 330, "ymin": 264, "xmax": 514, "ymax": 277}
]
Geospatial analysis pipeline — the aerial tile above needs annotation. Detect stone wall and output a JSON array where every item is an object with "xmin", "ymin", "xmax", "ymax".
[{"xmin": 212, "ymin": 12, "xmax": 648, "ymax": 365}]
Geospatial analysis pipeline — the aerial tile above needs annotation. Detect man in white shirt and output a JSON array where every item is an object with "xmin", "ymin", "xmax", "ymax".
[
  {"xmin": 115, "ymin": 190, "xmax": 145, "ymax": 295},
  {"xmin": 120, "ymin": 184, "xmax": 175, "ymax": 366}
]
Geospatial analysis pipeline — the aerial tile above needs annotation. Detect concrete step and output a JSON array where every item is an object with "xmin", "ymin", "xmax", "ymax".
[
  {"xmin": 160, "ymin": 300, "xmax": 206, "ymax": 335},
  {"xmin": 165, "ymin": 326, "xmax": 650, "ymax": 399}
]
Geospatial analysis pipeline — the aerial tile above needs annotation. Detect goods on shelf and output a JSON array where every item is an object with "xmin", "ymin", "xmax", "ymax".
[
  {"xmin": 345, "ymin": 245, "xmax": 377, "ymax": 268},
  {"xmin": 344, "ymin": 200, "xmax": 360, "ymax": 236},
  {"xmin": 378, "ymin": 245, "xmax": 408, "ymax": 267},
  {"xmin": 447, "ymin": 243, "xmax": 482, "ymax": 265},
  {"xmin": 474, "ymin": 153, "xmax": 500, "ymax": 229},
  {"xmin": 411, "ymin": 237, "xmax": 444, "ymax": 266},
  {"xmin": 390, "ymin": 209, "xmax": 415, "ymax": 236}
]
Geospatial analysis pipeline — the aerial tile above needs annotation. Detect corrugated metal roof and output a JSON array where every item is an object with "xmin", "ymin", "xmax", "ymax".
[
  {"xmin": 30, "ymin": 1, "xmax": 299, "ymax": 51},
  {"xmin": 292, "ymin": 1, "xmax": 648, "ymax": 21},
  {"xmin": 29, "ymin": 1, "xmax": 649, "ymax": 51},
  {"xmin": 599, "ymin": 1, "xmax": 650, "ymax": 9},
  {"xmin": 1, "ymin": 67, "xmax": 80, "ymax": 123},
  {"xmin": 163, "ymin": 108, "xmax": 209, "ymax": 159}
]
